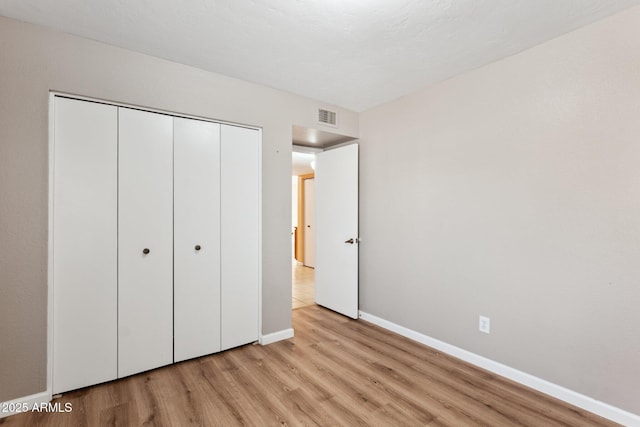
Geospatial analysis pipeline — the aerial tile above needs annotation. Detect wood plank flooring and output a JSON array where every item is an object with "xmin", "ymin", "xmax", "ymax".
[{"xmin": 1, "ymin": 306, "xmax": 619, "ymax": 426}]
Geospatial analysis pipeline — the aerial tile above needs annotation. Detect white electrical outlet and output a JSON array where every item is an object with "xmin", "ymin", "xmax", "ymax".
[{"xmin": 479, "ymin": 315, "xmax": 490, "ymax": 334}]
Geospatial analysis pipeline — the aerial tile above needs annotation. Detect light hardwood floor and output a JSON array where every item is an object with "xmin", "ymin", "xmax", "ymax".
[
  {"xmin": 1, "ymin": 306, "xmax": 618, "ymax": 427},
  {"xmin": 292, "ymin": 263, "xmax": 314, "ymax": 309}
]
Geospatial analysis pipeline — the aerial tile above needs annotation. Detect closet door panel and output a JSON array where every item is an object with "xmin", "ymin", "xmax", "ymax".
[
  {"xmin": 221, "ymin": 125, "xmax": 260, "ymax": 350},
  {"xmin": 52, "ymin": 97, "xmax": 118, "ymax": 393},
  {"xmin": 118, "ymin": 108, "xmax": 173, "ymax": 377},
  {"xmin": 174, "ymin": 118, "xmax": 221, "ymax": 362}
]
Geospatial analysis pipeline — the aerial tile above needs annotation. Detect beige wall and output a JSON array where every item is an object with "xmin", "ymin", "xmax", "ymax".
[
  {"xmin": 359, "ymin": 6, "xmax": 640, "ymax": 415},
  {"xmin": 0, "ymin": 16, "xmax": 358, "ymax": 402}
]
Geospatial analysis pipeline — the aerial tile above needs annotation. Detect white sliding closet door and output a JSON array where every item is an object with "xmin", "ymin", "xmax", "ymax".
[
  {"xmin": 174, "ymin": 118, "xmax": 221, "ymax": 362},
  {"xmin": 52, "ymin": 97, "xmax": 118, "ymax": 394},
  {"xmin": 118, "ymin": 108, "xmax": 174, "ymax": 377},
  {"xmin": 221, "ymin": 125, "xmax": 260, "ymax": 350}
]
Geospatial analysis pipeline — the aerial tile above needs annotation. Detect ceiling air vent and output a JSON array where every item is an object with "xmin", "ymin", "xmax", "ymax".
[{"xmin": 318, "ymin": 108, "xmax": 337, "ymax": 127}]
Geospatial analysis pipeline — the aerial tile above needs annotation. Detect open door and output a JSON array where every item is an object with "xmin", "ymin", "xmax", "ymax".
[{"xmin": 315, "ymin": 144, "xmax": 358, "ymax": 319}]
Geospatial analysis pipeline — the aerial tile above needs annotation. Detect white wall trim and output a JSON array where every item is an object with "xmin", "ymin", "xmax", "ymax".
[
  {"xmin": 46, "ymin": 93, "xmax": 56, "ymax": 404},
  {"xmin": 0, "ymin": 391, "xmax": 51, "ymax": 419},
  {"xmin": 48, "ymin": 91, "xmax": 261, "ymax": 131},
  {"xmin": 257, "ymin": 126, "xmax": 263, "ymax": 354},
  {"xmin": 358, "ymin": 311, "xmax": 640, "ymax": 427},
  {"xmin": 260, "ymin": 328, "xmax": 294, "ymax": 345}
]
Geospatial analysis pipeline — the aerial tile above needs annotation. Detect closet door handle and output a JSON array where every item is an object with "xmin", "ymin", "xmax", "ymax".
[
  {"xmin": 142, "ymin": 248, "xmax": 150, "ymax": 255},
  {"xmin": 195, "ymin": 245, "xmax": 201, "ymax": 251}
]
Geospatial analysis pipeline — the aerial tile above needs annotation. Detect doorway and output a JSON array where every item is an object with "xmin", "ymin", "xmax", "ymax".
[
  {"xmin": 292, "ymin": 151, "xmax": 317, "ymax": 309},
  {"xmin": 291, "ymin": 125, "xmax": 359, "ymax": 316}
]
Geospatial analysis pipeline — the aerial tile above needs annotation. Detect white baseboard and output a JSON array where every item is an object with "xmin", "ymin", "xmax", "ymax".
[
  {"xmin": 358, "ymin": 311, "xmax": 640, "ymax": 427},
  {"xmin": 0, "ymin": 391, "xmax": 51, "ymax": 419},
  {"xmin": 260, "ymin": 328, "xmax": 294, "ymax": 345}
]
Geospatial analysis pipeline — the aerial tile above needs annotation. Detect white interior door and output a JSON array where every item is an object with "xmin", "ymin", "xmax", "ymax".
[
  {"xmin": 315, "ymin": 144, "xmax": 359, "ymax": 319},
  {"xmin": 118, "ymin": 107, "xmax": 174, "ymax": 377},
  {"xmin": 52, "ymin": 97, "xmax": 118, "ymax": 393},
  {"xmin": 174, "ymin": 117, "xmax": 221, "ymax": 362},
  {"xmin": 303, "ymin": 178, "xmax": 315, "ymax": 268},
  {"xmin": 220, "ymin": 124, "xmax": 260, "ymax": 350}
]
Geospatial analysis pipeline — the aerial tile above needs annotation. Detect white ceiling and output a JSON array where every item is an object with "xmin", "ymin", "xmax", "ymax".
[{"xmin": 1, "ymin": 1, "xmax": 637, "ymax": 112}]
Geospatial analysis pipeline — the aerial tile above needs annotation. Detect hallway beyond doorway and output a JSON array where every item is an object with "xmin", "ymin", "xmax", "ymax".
[{"xmin": 292, "ymin": 263, "xmax": 314, "ymax": 309}]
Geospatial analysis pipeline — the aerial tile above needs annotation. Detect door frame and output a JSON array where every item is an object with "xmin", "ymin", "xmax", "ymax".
[
  {"xmin": 295, "ymin": 172, "xmax": 314, "ymax": 265},
  {"xmin": 47, "ymin": 91, "xmax": 263, "ymax": 401}
]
